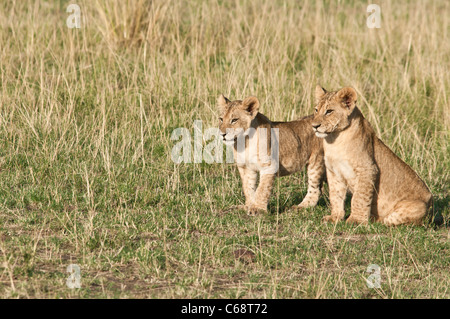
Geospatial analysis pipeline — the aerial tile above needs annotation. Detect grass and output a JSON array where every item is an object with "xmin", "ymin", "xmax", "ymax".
[{"xmin": 0, "ymin": 0, "xmax": 448, "ymax": 298}]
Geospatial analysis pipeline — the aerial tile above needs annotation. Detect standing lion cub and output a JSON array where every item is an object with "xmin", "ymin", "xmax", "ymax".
[
  {"xmin": 311, "ymin": 85, "xmax": 432, "ymax": 226},
  {"xmin": 218, "ymin": 94, "xmax": 325, "ymax": 215}
]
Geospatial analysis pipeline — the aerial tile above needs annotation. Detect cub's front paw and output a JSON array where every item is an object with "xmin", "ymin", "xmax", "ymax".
[
  {"xmin": 322, "ymin": 215, "xmax": 343, "ymax": 223},
  {"xmin": 346, "ymin": 216, "xmax": 368, "ymax": 225},
  {"xmin": 247, "ymin": 206, "xmax": 266, "ymax": 216}
]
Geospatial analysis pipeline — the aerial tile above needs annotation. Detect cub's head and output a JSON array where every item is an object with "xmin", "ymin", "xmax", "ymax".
[
  {"xmin": 311, "ymin": 85, "xmax": 358, "ymax": 138},
  {"xmin": 217, "ymin": 95, "xmax": 260, "ymax": 145}
]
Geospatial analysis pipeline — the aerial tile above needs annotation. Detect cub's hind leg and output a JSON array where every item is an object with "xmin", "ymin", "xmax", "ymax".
[
  {"xmin": 382, "ymin": 200, "xmax": 429, "ymax": 226},
  {"xmin": 294, "ymin": 154, "xmax": 325, "ymax": 209}
]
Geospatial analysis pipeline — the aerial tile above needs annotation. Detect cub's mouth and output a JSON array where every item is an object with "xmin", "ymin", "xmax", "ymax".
[
  {"xmin": 312, "ymin": 122, "xmax": 330, "ymax": 138},
  {"xmin": 223, "ymin": 136, "xmax": 237, "ymax": 145},
  {"xmin": 314, "ymin": 131, "xmax": 328, "ymax": 138}
]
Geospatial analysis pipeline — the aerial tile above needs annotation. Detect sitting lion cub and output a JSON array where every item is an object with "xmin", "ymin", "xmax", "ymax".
[
  {"xmin": 218, "ymin": 94, "xmax": 325, "ymax": 215},
  {"xmin": 311, "ymin": 85, "xmax": 432, "ymax": 226}
]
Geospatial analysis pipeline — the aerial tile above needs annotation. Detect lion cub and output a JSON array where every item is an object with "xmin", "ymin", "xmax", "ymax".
[
  {"xmin": 218, "ymin": 94, "xmax": 325, "ymax": 215},
  {"xmin": 311, "ymin": 86, "xmax": 432, "ymax": 226}
]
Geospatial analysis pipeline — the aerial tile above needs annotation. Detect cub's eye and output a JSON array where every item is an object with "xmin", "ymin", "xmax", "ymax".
[
  {"xmin": 231, "ymin": 118, "xmax": 238, "ymax": 124},
  {"xmin": 219, "ymin": 118, "xmax": 223, "ymax": 122},
  {"xmin": 314, "ymin": 108, "xmax": 318, "ymax": 113},
  {"xmin": 325, "ymin": 109, "xmax": 334, "ymax": 115}
]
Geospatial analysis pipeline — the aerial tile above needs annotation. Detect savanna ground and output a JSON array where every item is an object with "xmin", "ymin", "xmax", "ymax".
[{"xmin": 0, "ymin": 0, "xmax": 448, "ymax": 299}]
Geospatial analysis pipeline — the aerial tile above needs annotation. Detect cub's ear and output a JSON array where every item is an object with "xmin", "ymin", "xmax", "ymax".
[
  {"xmin": 336, "ymin": 87, "xmax": 357, "ymax": 110},
  {"xmin": 241, "ymin": 96, "xmax": 260, "ymax": 118},
  {"xmin": 315, "ymin": 85, "xmax": 327, "ymax": 103},
  {"xmin": 217, "ymin": 94, "xmax": 230, "ymax": 113}
]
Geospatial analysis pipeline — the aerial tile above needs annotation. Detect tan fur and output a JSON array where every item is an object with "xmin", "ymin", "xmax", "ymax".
[
  {"xmin": 218, "ymin": 94, "xmax": 325, "ymax": 215},
  {"xmin": 311, "ymin": 86, "xmax": 433, "ymax": 226}
]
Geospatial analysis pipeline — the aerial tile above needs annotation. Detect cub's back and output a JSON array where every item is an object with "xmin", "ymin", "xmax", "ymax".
[
  {"xmin": 357, "ymin": 117, "xmax": 432, "ymax": 213},
  {"xmin": 373, "ymin": 136, "xmax": 432, "ymax": 206},
  {"xmin": 272, "ymin": 115, "xmax": 318, "ymax": 146},
  {"xmin": 270, "ymin": 115, "xmax": 323, "ymax": 175}
]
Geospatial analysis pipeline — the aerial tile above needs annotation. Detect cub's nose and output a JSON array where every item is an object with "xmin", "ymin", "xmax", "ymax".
[{"xmin": 312, "ymin": 123, "xmax": 321, "ymax": 129}]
